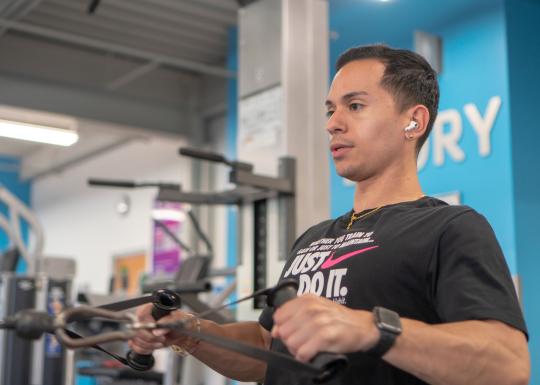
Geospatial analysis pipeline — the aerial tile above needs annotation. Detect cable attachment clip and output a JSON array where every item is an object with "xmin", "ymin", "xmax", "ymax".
[{"xmin": 55, "ymin": 306, "xmax": 138, "ymax": 348}]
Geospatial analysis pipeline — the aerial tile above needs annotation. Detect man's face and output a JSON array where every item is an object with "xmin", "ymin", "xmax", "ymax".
[{"xmin": 325, "ymin": 59, "xmax": 408, "ymax": 182}]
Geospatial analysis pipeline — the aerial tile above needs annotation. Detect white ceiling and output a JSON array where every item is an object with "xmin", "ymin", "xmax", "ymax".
[{"xmin": 0, "ymin": 0, "xmax": 239, "ymax": 179}]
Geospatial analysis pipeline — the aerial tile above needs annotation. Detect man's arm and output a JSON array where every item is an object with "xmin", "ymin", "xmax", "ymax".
[
  {"xmin": 385, "ymin": 318, "xmax": 529, "ymax": 385},
  {"xmin": 191, "ymin": 320, "xmax": 271, "ymax": 382},
  {"xmin": 271, "ymin": 294, "xmax": 530, "ymax": 385},
  {"xmin": 129, "ymin": 305, "xmax": 271, "ymax": 383}
]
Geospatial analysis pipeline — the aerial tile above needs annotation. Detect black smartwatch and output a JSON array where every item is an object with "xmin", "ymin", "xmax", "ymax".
[{"xmin": 365, "ymin": 306, "xmax": 402, "ymax": 358}]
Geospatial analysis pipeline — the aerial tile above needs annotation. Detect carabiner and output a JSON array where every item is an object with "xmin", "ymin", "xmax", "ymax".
[{"xmin": 55, "ymin": 306, "xmax": 138, "ymax": 348}]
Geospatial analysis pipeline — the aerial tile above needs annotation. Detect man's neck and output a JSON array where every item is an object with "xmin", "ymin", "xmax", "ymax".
[{"xmin": 353, "ymin": 165, "xmax": 424, "ymax": 213}]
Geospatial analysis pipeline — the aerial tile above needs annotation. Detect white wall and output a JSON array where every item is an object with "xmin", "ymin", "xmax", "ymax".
[{"xmin": 32, "ymin": 136, "xmax": 190, "ymax": 293}]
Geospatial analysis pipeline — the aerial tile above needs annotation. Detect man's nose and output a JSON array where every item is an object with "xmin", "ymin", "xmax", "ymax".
[{"xmin": 326, "ymin": 110, "xmax": 346, "ymax": 136}]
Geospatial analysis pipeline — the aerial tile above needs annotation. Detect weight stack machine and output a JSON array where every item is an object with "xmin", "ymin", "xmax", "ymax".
[{"xmin": 0, "ymin": 186, "xmax": 76, "ymax": 385}]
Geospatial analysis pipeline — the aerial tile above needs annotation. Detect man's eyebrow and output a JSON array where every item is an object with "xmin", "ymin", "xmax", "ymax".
[
  {"xmin": 342, "ymin": 91, "xmax": 369, "ymax": 101},
  {"xmin": 325, "ymin": 91, "xmax": 369, "ymax": 107}
]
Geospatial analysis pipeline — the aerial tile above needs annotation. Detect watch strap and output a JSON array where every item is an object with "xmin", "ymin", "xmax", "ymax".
[{"xmin": 365, "ymin": 327, "xmax": 397, "ymax": 357}]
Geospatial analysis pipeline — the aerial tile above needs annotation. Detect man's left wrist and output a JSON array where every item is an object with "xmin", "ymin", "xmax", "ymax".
[{"xmin": 365, "ymin": 307, "xmax": 402, "ymax": 358}]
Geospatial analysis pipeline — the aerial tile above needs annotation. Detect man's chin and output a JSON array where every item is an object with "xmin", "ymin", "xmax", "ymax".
[{"xmin": 336, "ymin": 169, "xmax": 360, "ymax": 182}]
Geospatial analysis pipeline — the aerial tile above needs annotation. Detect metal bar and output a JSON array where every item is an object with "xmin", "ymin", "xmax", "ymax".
[
  {"xmin": 0, "ymin": 187, "xmax": 44, "ymax": 273},
  {"xmin": 207, "ymin": 267, "xmax": 237, "ymax": 277},
  {"xmin": 0, "ymin": 0, "xmax": 24, "ymax": 17},
  {"xmin": 156, "ymin": 188, "xmax": 243, "ymax": 205},
  {"xmin": 106, "ymin": 61, "xmax": 160, "ymax": 90},
  {"xmin": 0, "ymin": 0, "xmax": 42, "ymax": 37},
  {"xmin": 229, "ymin": 169, "xmax": 294, "ymax": 193},
  {"xmin": 0, "ymin": 18, "xmax": 236, "ymax": 78},
  {"xmin": 21, "ymin": 137, "xmax": 138, "ymax": 180},
  {"xmin": 154, "ymin": 219, "xmax": 193, "ymax": 254},
  {"xmin": 8, "ymin": 0, "xmax": 31, "ymax": 18},
  {"xmin": 278, "ymin": 157, "xmax": 296, "ymax": 260},
  {"xmin": 31, "ymin": 275, "xmax": 48, "ymax": 385}
]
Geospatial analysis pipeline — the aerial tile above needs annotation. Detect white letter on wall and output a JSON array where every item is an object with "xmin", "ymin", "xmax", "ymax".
[
  {"xmin": 433, "ymin": 109, "xmax": 465, "ymax": 166},
  {"xmin": 463, "ymin": 96, "xmax": 501, "ymax": 157}
]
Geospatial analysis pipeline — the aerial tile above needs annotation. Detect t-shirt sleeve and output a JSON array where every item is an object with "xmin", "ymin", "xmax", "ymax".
[{"xmin": 432, "ymin": 210, "xmax": 528, "ymax": 338}]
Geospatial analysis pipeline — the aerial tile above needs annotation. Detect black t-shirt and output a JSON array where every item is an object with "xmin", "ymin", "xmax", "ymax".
[{"xmin": 259, "ymin": 197, "xmax": 527, "ymax": 385}]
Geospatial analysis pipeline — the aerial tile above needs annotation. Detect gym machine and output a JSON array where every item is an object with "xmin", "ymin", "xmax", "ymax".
[
  {"xmin": 0, "ymin": 185, "xmax": 76, "ymax": 385},
  {"xmin": 89, "ymin": 147, "xmax": 296, "ymax": 310},
  {"xmin": 0, "ymin": 279, "xmax": 347, "ymax": 385},
  {"xmin": 87, "ymin": 147, "xmax": 296, "ymax": 384}
]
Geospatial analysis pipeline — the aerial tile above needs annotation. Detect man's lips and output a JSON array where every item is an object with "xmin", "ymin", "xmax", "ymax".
[{"xmin": 330, "ymin": 142, "xmax": 353, "ymax": 157}]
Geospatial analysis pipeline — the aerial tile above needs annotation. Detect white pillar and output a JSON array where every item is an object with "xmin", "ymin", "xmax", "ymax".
[{"xmin": 236, "ymin": 0, "xmax": 329, "ymax": 321}]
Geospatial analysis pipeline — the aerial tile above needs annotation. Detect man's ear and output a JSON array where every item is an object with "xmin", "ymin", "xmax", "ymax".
[{"xmin": 405, "ymin": 105, "xmax": 430, "ymax": 140}]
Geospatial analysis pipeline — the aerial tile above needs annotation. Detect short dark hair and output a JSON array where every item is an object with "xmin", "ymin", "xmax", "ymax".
[{"xmin": 336, "ymin": 44, "xmax": 439, "ymax": 152}]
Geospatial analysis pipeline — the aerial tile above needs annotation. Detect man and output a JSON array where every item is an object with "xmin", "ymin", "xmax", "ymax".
[{"xmin": 130, "ymin": 45, "xmax": 530, "ymax": 385}]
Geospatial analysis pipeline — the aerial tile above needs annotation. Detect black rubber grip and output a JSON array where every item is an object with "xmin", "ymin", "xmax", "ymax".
[
  {"xmin": 8, "ymin": 310, "xmax": 55, "ymax": 340},
  {"xmin": 126, "ymin": 290, "xmax": 181, "ymax": 371},
  {"xmin": 268, "ymin": 279, "xmax": 348, "ymax": 383},
  {"xmin": 88, "ymin": 178, "xmax": 137, "ymax": 188},
  {"xmin": 178, "ymin": 148, "xmax": 226, "ymax": 164}
]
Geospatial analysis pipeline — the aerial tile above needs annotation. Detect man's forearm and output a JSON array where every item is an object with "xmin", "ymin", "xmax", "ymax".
[
  {"xmin": 384, "ymin": 318, "xmax": 530, "ymax": 385},
  {"xmin": 189, "ymin": 321, "xmax": 269, "ymax": 382}
]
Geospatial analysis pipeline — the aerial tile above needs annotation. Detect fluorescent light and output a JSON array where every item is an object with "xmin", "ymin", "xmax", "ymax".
[{"xmin": 0, "ymin": 119, "xmax": 79, "ymax": 146}]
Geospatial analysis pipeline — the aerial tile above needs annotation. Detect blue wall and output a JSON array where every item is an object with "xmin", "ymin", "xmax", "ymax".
[
  {"xmin": 329, "ymin": 0, "xmax": 538, "ymax": 380},
  {"xmin": 421, "ymin": 5, "xmax": 515, "ymax": 273},
  {"xmin": 0, "ymin": 155, "xmax": 31, "ymax": 272},
  {"xmin": 506, "ymin": 0, "xmax": 540, "ymax": 381}
]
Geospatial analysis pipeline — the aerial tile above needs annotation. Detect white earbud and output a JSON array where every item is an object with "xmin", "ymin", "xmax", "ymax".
[{"xmin": 403, "ymin": 121, "xmax": 418, "ymax": 132}]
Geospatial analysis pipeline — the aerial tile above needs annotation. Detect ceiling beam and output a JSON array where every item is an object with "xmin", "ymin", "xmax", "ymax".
[
  {"xmin": 0, "ymin": 0, "xmax": 43, "ymax": 37},
  {"xmin": 142, "ymin": 0, "xmax": 237, "ymax": 25},
  {"xmin": 106, "ymin": 61, "xmax": 160, "ymax": 90},
  {"xmin": 45, "ymin": 0, "xmax": 227, "ymax": 49},
  {"xmin": 184, "ymin": 0, "xmax": 239, "ymax": 13},
  {"xmin": 30, "ymin": 6, "xmax": 225, "ymax": 60},
  {"xmin": 0, "ymin": 18, "xmax": 236, "ymax": 78},
  {"xmin": 21, "ymin": 136, "xmax": 138, "ymax": 180}
]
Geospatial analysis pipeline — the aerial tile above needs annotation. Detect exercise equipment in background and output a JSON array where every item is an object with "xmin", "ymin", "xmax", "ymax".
[{"xmin": 0, "ymin": 185, "xmax": 76, "ymax": 385}]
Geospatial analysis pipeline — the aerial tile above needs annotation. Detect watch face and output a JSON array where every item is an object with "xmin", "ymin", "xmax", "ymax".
[{"xmin": 376, "ymin": 307, "xmax": 402, "ymax": 334}]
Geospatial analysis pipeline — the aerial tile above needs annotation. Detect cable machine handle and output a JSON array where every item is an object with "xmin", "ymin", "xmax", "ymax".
[
  {"xmin": 125, "ymin": 290, "xmax": 182, "ymax": 371},
  {"xmin": 268, "ymin": 279, "xmax": 348, "ymax": 383}
]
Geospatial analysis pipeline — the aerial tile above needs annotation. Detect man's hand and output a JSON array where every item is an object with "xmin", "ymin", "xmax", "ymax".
[
  {"xmin": 129, "ymin": 306, "xmax": 269, "ymax": 383},
  {"xmin": 128, "ymin": 303, "xmax": 198, "ymax": 354},
  {"xmin": 271, "ymin": 294, "xmax": 380, "ymax": 362}
]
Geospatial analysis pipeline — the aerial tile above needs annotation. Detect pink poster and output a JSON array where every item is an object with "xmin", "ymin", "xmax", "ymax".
[{"xmin": 152, "ymin": 201, "xmax": 184, "ymax": 276}]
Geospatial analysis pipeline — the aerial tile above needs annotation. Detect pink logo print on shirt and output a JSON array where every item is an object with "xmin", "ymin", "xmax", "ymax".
[{"xmin": 320, "ymin": 245, "xmax": 379, "ymax": 269}]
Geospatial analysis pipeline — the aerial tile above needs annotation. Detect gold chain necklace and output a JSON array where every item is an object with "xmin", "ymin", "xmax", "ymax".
[{"xmin": 346, "ymin": 206, "xmax": 382, "ymax": 230}]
